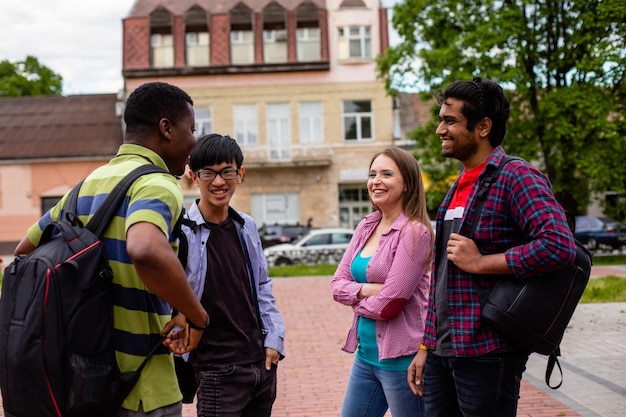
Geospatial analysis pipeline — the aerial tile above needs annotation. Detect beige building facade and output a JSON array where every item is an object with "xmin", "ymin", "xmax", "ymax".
[{"xmin": 122, "ymin": 0, "xmax": 394, "ymax": 229}]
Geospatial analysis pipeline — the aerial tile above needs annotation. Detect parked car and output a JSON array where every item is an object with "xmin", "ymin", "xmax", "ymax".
[
  {"xmin": 259, "ymin": 223, "xmax": 310, "ymax": 248},
  {"xmin": 574, "ymin": 215, "xmax": 626, "ymax": 253},
  {"xmin": 263, "ymin": 228, "xmax": 354, "ymax": 267}
]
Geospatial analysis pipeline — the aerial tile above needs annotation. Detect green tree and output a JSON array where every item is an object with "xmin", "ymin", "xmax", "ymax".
[
  {"xmin": 379, "ymin": 0, "xmax": 626, "ymax": 216},
  {"xmin": 0, "ymin": 55, "xmax": 63, "ymax": 97}
]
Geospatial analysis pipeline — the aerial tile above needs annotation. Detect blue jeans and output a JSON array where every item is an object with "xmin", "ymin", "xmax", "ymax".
[
  {"xmin": 195, "ymin": 360, "xmax": 277, "ymax": 417},
  {"xmin": 423, "ymin": 352, "xmax": 530, "ymax": 417},
  {"xmin": 341, "ymin": 357, "xmax": 424, "ymax": 417}
]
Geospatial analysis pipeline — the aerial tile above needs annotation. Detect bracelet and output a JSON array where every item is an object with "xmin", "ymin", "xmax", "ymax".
[
  {"xmin": 419, "ymin": 343, "xmax": 428, "ymax": 351},
  {"xmin": 186, "ymin": 315, "xmax": 209, "ymax": 331}
]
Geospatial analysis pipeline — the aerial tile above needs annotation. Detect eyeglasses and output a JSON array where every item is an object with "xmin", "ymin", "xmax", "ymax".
[{"xmin": 195, "ymin": 167, "xmax": 239, "ymax": 182}]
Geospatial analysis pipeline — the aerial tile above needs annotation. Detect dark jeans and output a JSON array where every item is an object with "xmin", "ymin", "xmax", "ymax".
[
  {"xmin": 423, "ymin": 351, "xmax": 529, "ymax": 417},
  {"xmin": 196, "ymin": 360, "xmax": 277, "ymax": 417}
]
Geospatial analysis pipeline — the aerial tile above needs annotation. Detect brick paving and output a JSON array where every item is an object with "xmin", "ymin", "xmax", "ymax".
[{"xmin": 3, "ymin": 263, "xmax": 623, "ymax": 417}]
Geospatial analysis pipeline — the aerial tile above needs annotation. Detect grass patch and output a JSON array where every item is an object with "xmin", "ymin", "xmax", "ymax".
[
  {"xmin": 580, "ymin": 276, "xmax": 626, "ymax": 303},
  {"xmin": 591, "ymin": 254, "xmax": 626, "ymax": 265},
  {"xmin": 267, "ymin": 262, "xmax": 626, "ymax": 304},
  {"xmin": 268, "ymin": 264, "xmax": 338, "ymax": 277}
]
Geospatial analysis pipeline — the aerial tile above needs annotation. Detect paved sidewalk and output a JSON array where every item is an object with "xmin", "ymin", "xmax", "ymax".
[
  {"xmin": 1, "ymin": 265, "xmax": 624, "ymax": 416},
  {"xmin": 261, "ymin": 276, "xmax": 625, "ymax": 417}
]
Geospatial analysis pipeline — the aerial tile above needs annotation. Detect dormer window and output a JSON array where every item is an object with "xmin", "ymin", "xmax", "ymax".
[
  {"xmin": 263, "ymin": 2, "xmax": 287, "ymax": 63},
  {"xmin": 185, "ymin": 6, "xmax": 209, "ymax": 67},
  {"xmin": 230, "ymin": 5, "xmax": 254, "ymax": 65},
  {"xmin": 150, "ymin": 8, "xmax": 174, "ymax": 68},
  {"xmin": 296, "ymin": 2, "xmax": 321, "ymax": 62}
]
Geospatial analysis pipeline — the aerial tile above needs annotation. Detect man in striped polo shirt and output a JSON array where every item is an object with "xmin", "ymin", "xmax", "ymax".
[{"xmin": 15, "ymin": 82, "xmax": 209, "ymax": 417}]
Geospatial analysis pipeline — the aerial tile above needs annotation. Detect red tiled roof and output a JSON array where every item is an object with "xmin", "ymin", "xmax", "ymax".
[
  {"xmin": 127, "ymin": 0, "xmax": 326, "ymax": 16},
  {"xmin": 0, "ymin": 94, "xmax": 123, "ymax": 161}
]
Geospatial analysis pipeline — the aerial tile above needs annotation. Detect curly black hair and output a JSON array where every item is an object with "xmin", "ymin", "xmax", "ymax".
[{"xmin": 124, "ymin": 82, "xmax": 194, "ymax": 137}]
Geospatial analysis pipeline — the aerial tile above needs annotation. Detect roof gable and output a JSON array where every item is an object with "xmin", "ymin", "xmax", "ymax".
[{"xmin": 126, "ymin": 0, "xmax": 326, "ymax": 16}]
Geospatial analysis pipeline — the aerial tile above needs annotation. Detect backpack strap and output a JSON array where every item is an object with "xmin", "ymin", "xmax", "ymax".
[
  {"xmin": 176, "ymin": 216, "xmax": 197, "ymax": 270},
  {"xmin": 82, "ymin": 164, "xmax": 170, "ymax": 236},
  {"xmin": 466, "ymin": 155, "xmax": 521, "ymax": 235},
  {"xmin": 65, "ymin": 180, "xmax": 85, "ymax": 219},
  {"xmin": 465, "ymin": 156, "xmax": 520, "ymax": 309}
]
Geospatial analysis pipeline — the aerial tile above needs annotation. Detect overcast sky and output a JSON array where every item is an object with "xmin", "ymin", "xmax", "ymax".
[
  {"xmin": 0, "ymin": 0, "xmax": 400, "ymax": 96},
  {"xmin": 0, "ymin": 0, "xmax": 132, "ymax": 95}
]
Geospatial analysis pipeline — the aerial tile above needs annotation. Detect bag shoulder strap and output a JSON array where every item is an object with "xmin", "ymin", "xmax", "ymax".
[
  {"xmin": 176, "ymin": 215, "xmax": 196, "ymax": 270},
  {"xmin": 66, "ymin": 164, "xmax": 169, "ymax": 237},
  {"xmin": 467, "ymin": 155, "xmax": 522, "ymax": 236}
]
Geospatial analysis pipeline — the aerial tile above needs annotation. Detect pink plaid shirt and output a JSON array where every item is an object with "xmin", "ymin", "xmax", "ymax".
[{"xmin": 331, "ymin": 211, "xmax": 432, "ymax": 360}]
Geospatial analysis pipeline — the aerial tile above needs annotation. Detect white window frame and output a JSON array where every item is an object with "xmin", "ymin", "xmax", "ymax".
[
  {"xmin": 251, "ymin": 193, "xmax": 300, "ymax": 225},
  {"xmin": 338, "ymin": 26, "xmax": 371, "ymax": 60},
  {"xmin": 194, "ymin": 106, "xmax": 212, "ymax": 138},
  {"xmin": 266, "ymin": 103, "xmax": 291, "ymax": 160},
  {"xmin": 263, "ymin": 29, "xmax": 288, "ymax": 62},
  {"xmin": 230, "ymin": 30, "xmax": 254, "ymax": 64},
  {"xmin": 233, "ymin": 104, "xmax": 258, "ymax": 146},
  {"xmin": 299, "ymin": 101, "xmax": 323, "ymax": 144},
  {"xmin": 186, "ymin": 31, "xmax": 210, "ymax": 66},
  {"xmin": 151, "ymin": 33, "xmax": 174, "ymax": 68},
  {"xmin": 343, "ymin": 100, "xmax": 373, "ymax": 141},
  {"xmin": 339, "ymin": 186, "xmax": 372, "ymax": 229},
  {"xmin": 348, "ymin": 26, "xmax": 371, "ymax": 59},
  {"xmin": 296, "ymin": 27, "xmax": 321, "ymax": 61}
]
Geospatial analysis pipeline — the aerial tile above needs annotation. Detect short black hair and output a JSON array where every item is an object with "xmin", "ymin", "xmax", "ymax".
[
  {"xmin": 437, "ymin": 77, "xmax": 510, "ymax": 147},
  {"xmin": 124, "ymin": 82, "xmax": 193, "ymax": 137},
  {"xmin": 189, "ymin": 134, "xmax": 243, "ymax": 171}
]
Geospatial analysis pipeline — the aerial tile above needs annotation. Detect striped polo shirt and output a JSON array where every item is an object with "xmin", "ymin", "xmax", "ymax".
[{"xmin": 26, "ymin": 144, "xmax": 184, "ymax": 412}]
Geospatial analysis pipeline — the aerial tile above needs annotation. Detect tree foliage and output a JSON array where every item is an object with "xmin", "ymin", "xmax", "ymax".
[
  {"xmin": 0, "ymin": 55, "xmax": 63, "ymax": 97},
  {"xmin": 379, "ymin": 0, "xmax": 626, "ymax": 216}
]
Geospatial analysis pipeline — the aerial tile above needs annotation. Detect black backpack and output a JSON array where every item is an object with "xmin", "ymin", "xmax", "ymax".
[
  {"xmin": 468, "ymin": 156, "xmax": 592, "ymax": 389},
  {"xmin": 0, "ymin": 164, "xmax": 169, "ymax": 417}
]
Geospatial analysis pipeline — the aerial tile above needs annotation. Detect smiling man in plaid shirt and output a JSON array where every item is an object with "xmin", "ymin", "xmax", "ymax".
[{"xmin": 407, "ymin": 77, "xmax": 576, "ymax": 417}]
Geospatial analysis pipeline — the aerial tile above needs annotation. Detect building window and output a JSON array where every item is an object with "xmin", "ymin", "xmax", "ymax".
[
  {"xmin": 299, "ymin": 101, "xmax": 323, "ymax": 144},
  {"xmin": 263, "ymin": 3, "xmax": 287, "ymax": 63},
  {"xmin": 151, "ymin": 33, "xmax": 174, "ymax": 68},
  {"xmin": 343, "ymin": 100, "xmax": 372, "ymax": 141},
  {"xmin": 230, "ymin": 4, "xmax": 254, "ymax": 65},
  {"xmin": 233, "ymin": 104, "xmax": 258, "ymax": 146},
  {"xmin": 231, "ymin": 30, "xmax": 254, "ymax": 64},
  {"xmin": 296, "ymin": 2, "xmax": 321, "ymax": 62},
  {"xmin": 338, "ymin": 186, "xmax": 371, "ymax": 229},
  {"xmin": 186, "ymin": 32, "xmax": 210, "ymax": 66},
  {"xmin": 296, "ymin": 28, "xmax": 321, "ymax": 61},
  {"xmin": 267, "ymin": 103, "xmax": 291, "ymax": 160},
  {"xmin": 194, "ymin": 106, "xmax": 212, "ymax": 138},
  {"xmin": 252, "ymin": 193, "xmax": 300, "ymax": 225},
  {"xmin": 338, "ymin": 26, "xmax": 371, "ymax": 60},
  {"xmin": 263, "ymin": 29, "xmax": 288, "ymax": 62},
  {"xmin": 150, "ymin": 8, "xmax": 174, "ymax": 68},
  {"xmin": 185, "ymin": 6, "xmax": 209, "ymax": 67},
  {"xmin": 41, "ymin": 196, "xmax": 62, "ymax": 216}
]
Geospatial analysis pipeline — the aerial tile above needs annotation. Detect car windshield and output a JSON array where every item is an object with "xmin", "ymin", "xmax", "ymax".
[{"xmin": 291, "ymin": 234, "xmax": 308, "ymax": 245}]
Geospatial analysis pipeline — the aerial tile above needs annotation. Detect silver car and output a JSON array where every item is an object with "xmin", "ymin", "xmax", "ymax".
[{"xmin": 263, "ymin": 228, "xmax": 354, "ymax": 267}]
